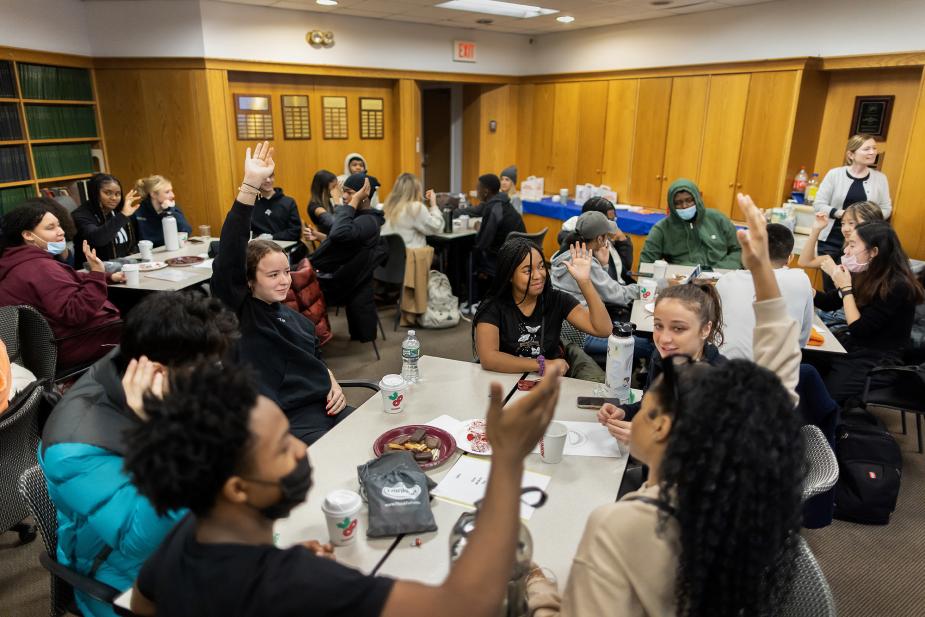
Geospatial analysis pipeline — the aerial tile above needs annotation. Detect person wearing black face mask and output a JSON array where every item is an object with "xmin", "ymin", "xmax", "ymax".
[{"xmin": 124, "ymin": 357, "xmax": 564, "ymax": 617}]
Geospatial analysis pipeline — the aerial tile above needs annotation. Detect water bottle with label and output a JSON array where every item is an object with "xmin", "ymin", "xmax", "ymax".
[
  {"xmin": 605, "ymin": 323, "xmax": 634, "ymax": 402},
  {"xmin": 805, "ymin": 173, "xmax": 820, "ymax": 205},
  {"xmin": 162, "ymin": 214, "xmax": 180, "ymax": 251},
  {"xmin": 401, "ymin": 330, "xmax": 421, "ymax": 383}
]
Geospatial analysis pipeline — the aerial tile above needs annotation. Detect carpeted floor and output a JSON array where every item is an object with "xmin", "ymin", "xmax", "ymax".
[{"xmin": 2, "ymin": 306, "xmax": 923, "ymax": 616}]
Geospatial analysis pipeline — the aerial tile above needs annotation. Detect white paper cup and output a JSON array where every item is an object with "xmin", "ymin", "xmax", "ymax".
[
  {"xmin": 458, "ymin": 214, "xmax": 470, "ymax": 229},
  {"xmin": 637, "ymin": 278, "xmax": 658, "ymax": 303},
  {"xmin": 653, "ymin": 259, "xmax": 669, "ymax": 280},
  {"xmin": 559, "ymin": 188, "xmax": 569, "ymax": 202},
  {"xmin": 121, "ymin": 264, "xmax": 140, "ymax": 286},
  {"xmin": 378, "ymin": 374, "xmax": 408, "ymax": 413},
  {"xmin": 321, "ymin": 490, "xmax": 362, "ymax": 546},
  {"xmin": 540, "ymin": 421, "xmax": 567, "ymax": 464},
  {"xmin": 138, "ymin": 240, "xmax": 153, "ymax": 261},
  {"xmin": 178, "ymin": 231, "xmax": 189, "ymax": 247}
]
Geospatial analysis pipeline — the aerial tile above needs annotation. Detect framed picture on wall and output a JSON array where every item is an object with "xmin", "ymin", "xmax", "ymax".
[
  {"xmin": 235, "ymin": 94, "xmax": 273, "ymax": 140},
  {"xmin": 850, "ymin": 95, "xmax": 894, "ymax": 138}
]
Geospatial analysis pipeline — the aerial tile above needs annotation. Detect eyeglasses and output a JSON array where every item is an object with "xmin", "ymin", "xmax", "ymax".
[{"xmin": 660, "ymin": 353, "xmax": 695, "ymax": 408}]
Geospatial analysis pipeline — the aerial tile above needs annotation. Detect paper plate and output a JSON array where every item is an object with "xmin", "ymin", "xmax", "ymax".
[{"xmin": 452, "ymin": 419, "xmax": 492, "ymax": 456}]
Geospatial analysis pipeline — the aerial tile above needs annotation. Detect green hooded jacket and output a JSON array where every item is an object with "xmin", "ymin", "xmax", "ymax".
[{"xmin": 639, "ymin": 178, "xmax": 742, "ymax": 269}]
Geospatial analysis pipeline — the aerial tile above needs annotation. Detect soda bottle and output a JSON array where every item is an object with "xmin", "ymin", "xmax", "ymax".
[{"xmin": 805, "ymin": 173, "xmax": 820, "ymax": 205}]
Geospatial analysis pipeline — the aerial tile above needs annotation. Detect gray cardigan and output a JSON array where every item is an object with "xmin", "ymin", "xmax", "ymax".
[{"xmin": 813, "ymin": 166, "xmax": 891, "ymax": 241}]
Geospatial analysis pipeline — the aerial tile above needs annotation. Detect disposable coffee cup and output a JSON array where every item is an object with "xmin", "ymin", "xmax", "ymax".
[
  {"xmin": 637, "ymin": 278, "xmax": 658, "ymax": 303},
  {"xmin": 321, "ymin": 490, "xmax": 362, "ymax": 546},
  {"xmin": 458, "ymin": 214, "xmax": 470, "ymax": 229},
  {"xmin": 653, "ymin": 259, "xmax": 669, "ymax": 280},
  {"xmin": 378, "ymin": 374, "xmax": 409, "ymax": 414},
  {"xmin": 138, "ymin": 240, "xmax": 153, "ymax": 261},
  {"xmin": 540, "ymin": 421, "xmax": 567, "ymax": 464},
  {"xmin": 199, "ymin": 224, "xmax": 211, "ymax": 240},
  {"xmin": 121, "ymin": 263, "xmax": 140, "ymax": 286}
]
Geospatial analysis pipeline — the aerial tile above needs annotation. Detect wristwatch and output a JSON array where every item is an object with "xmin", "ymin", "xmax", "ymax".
[{"xmin": 838, "ymin": 287, "xmax": 853, "ymax": 298}]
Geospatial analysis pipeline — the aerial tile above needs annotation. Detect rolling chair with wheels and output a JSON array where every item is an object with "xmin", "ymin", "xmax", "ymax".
[
  {"xmin": 778, "ymin": 537, "xmax": 837, "ymax": 617},
  {"xmin": 862, "ymin": 364, "xmax": 925, "ymax": 453},
  {"xmin": 0, "ymin": 381, "xmax": 44, "ymax": 545}
]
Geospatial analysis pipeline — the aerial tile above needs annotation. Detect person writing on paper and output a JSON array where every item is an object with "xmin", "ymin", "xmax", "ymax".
[
  {"xmin": 306, "ymin": 170, "xmax": 342, "ymax": 242},
  {"xmin": 126, "ymin": 359, "xmax": 564, "ymax": 617},
  {"xmin": 0, "ymin": 200, "xmax": 123, "ymax": 368},
  {"xmin": 381, "ymin": 173, "xmax": 444, "ymax": 248},
  {"xmin": 640, "ymin": 179, "xmax": 742, "ymax": 269},
  {"xmin": 528, "ymin": 193, "xmax": 804, "ymax": 617},
  {"xmin": 250, "ymin": 172, "xmax": 302, "ymax": 242},
  {"xmin": 474, "ymin": 237, "xmax": 611, "ymax": 381},
  {"xmin": 72, "ymin": 174, "xmax": 141, "ymax": 261},
  {"xmin": 717, "ymin": 223, "xmax": 814, "ymax": 360},
  {"xmin": 212, "ymin": 143, "xmax": 350, "ymax": 445},
  {"xmin": 812, "ymin": 134, "xmax": 892, "ymax": 290},
  {"xmin": 132, "ymin": 174, "xmax": 193, "ymax": 247},
  {"xmin": 809, "ymin": 222, "xmax": 923, "ymax": 403}
]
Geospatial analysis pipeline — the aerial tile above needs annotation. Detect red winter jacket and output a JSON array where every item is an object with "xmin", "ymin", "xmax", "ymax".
[
  {"xmin": 0, "ymin": 245, "xmax": 122, "ymax": 368},
  {"xmin": 284, "ymin": 258, "xmax": 332, "ymax": 346}
]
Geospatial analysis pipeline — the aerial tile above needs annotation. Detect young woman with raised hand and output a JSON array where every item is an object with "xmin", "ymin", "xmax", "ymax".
[
  {"xmin": 380, "ymin": 173, "xmax": 443, "ymax": 248},
  {"xmin": 72, "ymin": 173, "xmax": 142, "ymax": 261},
  {"xmin": 126, "ymin": 359, "xmax": 564, "ymax": 617},
  {"xmin": 798, "ymin": 200, "xmax": 883, "ymax": 271},
  {"xmin": 0, "ymin": 200, "xmax": 122, "ymax": 368},
  {"xmin": 211, "ymin": 142, "xmax": 349, "ymax": 445},
  {"xmin": 528, "ymin": 193, "xmax": 805, "ymax": 617},
  {"xmin": 810, "ymin": 221, "xmax": 924, "ymax": 403},
  {"xmin": 473, "ymin": 237, "xmax": 612, "ymax": 381}
]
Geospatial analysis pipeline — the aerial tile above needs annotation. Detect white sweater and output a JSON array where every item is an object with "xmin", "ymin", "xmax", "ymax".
[
  {"xmin": 380, "ymin": 201, "xmax": 444, "ymax": 248},
  {"xmin": 813, "ymin": 166, "xmax": 891, "ymax": 242}
]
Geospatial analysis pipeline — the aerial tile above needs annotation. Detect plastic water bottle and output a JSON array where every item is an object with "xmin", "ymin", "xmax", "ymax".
[
  {"xmin": 401, "ymin": 330, "xmax": 421, "ymax": 383},
  {"xmin": 605, "ymin": 323, "xmax": 634, "ymax": 402},
  {"xmin": 162, "ymin": 214, "xmax": 179, "ymax": 251},
  {"xmin": 805, "ymin": 173, "xmax": 820, "ymax": 205},
  {"xmin": 458, "ymin": 192, "xmax": 467, "ymax": 210}
]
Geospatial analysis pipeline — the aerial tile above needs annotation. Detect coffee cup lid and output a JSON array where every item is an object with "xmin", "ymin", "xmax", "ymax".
[
  {"xmin": 379, "ymin": 374, "xmax": 406, "ymax": 390},
  {"xmin": 322, "ymin": 489, "xmax": 362, "ymax": 515}
]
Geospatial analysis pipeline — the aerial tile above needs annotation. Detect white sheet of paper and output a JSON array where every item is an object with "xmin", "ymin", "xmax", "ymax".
[
  {"xmin": 432, "ymin": 456, "xmax": 551, "ymax": 520},
  {"xmin": 144, "ymin": 269, "xmax": 190, "ymax": 282},
  {"xmin": 425, "ymin": 414, "xmax": 462, "ymax": 434},
  {"xmin": 192, "ymin": 258, "xmax": 214, "ymax": 270},
  {"xmin": 532, "ymin": 421, "xmax": 622, "ymax": 458}
]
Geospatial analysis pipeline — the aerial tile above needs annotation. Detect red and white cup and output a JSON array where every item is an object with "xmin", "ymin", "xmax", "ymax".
[
  {"xmin": 321, "ymin": 490, "xmax": 362, "ymax": 546},
  {"xmin": 378, "ymin": 374, "xmax": 409, "ymax": 414}
]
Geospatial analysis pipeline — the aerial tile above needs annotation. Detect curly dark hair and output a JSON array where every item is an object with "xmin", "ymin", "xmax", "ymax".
[
  {"xmin": 649, "ymin": 359, "xmax": 804, "ymax": 617},
  {"xmin": 124, "ymin": 362, "xmax": 258, "ymax": 516}
]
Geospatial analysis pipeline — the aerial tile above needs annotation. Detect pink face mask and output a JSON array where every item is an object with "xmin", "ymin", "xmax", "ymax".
[{"xmin": 842, "ymin": 252, "xmax": 869, "ymax": 273}]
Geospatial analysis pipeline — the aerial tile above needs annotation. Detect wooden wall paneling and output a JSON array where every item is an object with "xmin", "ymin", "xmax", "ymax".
[
  {"xmin": 600, "ymin": 79, "xmax": 639, "ymax": 202},
  {"xmin": 892, "ymin": 70, "xmax": 925, "ymax": 260},
  {"xmin": 661, "ymin": 75, "xmax": 709, "ymax": 190},
  {"xmin": 813, "ymin": 67, "xmax": 922, "ymax": 199},
  {"xmin": 698, "ymin": 73, "xmax": 750, "ymax": 217},
  {"xmin": 736, "ymin": 70, "xmax": 800, "ymax": 210},
  {"xmin": 95, "ymin": 69, "xmax": 152, "ymax": 193},
  {"xmin": 515, "ymin": 83, "xmax": 535, "ymax": 181},
  {"xmin": 574, "ymin": 80, "xmax": 609, "ymax": 187},
  {"xmin": 202, "ymin": 68, "xmax": 235, "ymax": 230},
  {"xmin": 785, "ymin": 67, "xmax": 829, "ymax": 201},
  {"xmin": 528, "ymin": 83, "xmax": 556, "ymax": 187},
  {"xmin": 478, "ymin": 84, "xmax": 520, "ymax": 180},
  {"xmin": 626, "ymin": 77, "xmax": 672, "ymax": 208},
  {"xmin": 391, "ymin": 78, "xmax": 420, "ymax": 193},
  {"xmin": 548, "ymin": 82, "xmax": 581, "ymax": 193},
  {"xmin": 461, "ymin": 84, "xmax": 482, "ymax": 195}
]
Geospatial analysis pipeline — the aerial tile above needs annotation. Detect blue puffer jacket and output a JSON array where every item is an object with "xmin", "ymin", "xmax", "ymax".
[{"xmin": 39, "ymin": 350, "xmax": 184, "ymax": 617}]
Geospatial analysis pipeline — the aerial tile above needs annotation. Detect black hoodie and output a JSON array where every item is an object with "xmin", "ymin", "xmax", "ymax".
[{"xmin": 251, "ymin": 187, "xmax": 302, "ymax": 241}]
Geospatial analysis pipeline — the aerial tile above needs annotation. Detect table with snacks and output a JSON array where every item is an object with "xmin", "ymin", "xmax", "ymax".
[
  {"xmin": 630, "ymin": 263, "xmax": 846, "ymax": 354},
  {"xmin": 104, "ymin": 237, "xmax": 295, "ymax": 293}
]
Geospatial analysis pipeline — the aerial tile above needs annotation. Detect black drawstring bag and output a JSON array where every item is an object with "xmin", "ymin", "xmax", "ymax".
[{"xmin": 357, "ymin": 451, "xmax": 438, "ymax": 538}]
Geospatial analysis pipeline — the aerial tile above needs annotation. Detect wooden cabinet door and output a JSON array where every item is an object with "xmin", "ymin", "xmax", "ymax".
[
  {"xmin": 601, "ymin": 79, "xmax": 639, "ymax": 203},
  {"xmin": 528, "ymin": 83, "xmax": 556, "ymax": 185},
  {"xmin": 548, "ymin": 82, "xmax": 581, "ymax": 192},
  {"xmin": 661, "ymin": 75, "xmax": 709, "ymax": 191},
  {"xmin": 736, "ymin": 70, "xmax": 800, "ymax": 211},
  {"xmin": 627, "ymin": 77, "xmax": 672, "ymax": 208},
  {"xmin": 698, "ymin": 73, "xmax": 750, "ymax": 218},
  {"xmin": 574, "ymin": 80, "xmax": 609, "ymax": 187}
]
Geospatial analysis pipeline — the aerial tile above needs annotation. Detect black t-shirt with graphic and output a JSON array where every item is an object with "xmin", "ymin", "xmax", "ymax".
[{"xmin": 476, "ymin": 288, "xmax": 579, "ymax": 360}]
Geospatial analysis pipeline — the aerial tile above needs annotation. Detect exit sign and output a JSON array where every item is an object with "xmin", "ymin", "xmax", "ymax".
[{"xmin": 453, "ymin": 40, "xmax": 477, "ymax": 63}]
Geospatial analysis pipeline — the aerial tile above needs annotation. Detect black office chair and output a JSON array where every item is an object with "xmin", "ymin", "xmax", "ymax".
[
  {"xmin": 19, "ymin": 465, "xmax": 120, "ymax": 617},
  {"xmin": 862, "ymin": 363, "xmax": 925, "ymax": 453},
  {"xmin": 506, "ymin": 227, "xmax": 548, "ymax": 250},
  {"xmin": 0, "ymin": 381, "xmax": 44, "ymax": 544},
  {"xmin": 373, "ymin": 234, "xmax": 407, "ymax": 332}
]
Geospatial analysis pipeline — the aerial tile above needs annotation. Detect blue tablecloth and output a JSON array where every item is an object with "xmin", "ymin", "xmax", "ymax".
[{"xmin": 522, "ymin": 198, "xmax": 665, "ymax": 236}]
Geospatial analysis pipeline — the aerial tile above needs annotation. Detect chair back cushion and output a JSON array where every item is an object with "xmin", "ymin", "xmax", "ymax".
[{"xmin": 284, "ymin": 258, "xmax": 333, "ymax": 346}]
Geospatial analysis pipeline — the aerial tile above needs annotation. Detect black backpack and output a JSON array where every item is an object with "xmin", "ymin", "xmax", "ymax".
[{"xmin": 833, "ymin": 407, "xmax": 902, "ymax": 525}]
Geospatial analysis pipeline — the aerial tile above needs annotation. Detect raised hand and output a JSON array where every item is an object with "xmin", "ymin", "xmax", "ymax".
[
  {"xmin": 563, "ymin": 242, "xmax": 593, "ymax": 283},
  {"xmin": 812, "ymin": 211, "xmax": 829, "ymax": 233},
  {"xmin": 122, "ymin": 356, "xmax": 165, "ymax": 420},
  {"xmin": 243, "ymin": 141, "xmax": 276, "ymax": 187},
  {"xmin": 425, "ymin": 188, "xmax": 437, "ymax": 207},
  {"xmin": 735, "ymin": 193, "xmax": 771, "ymax": 272},
  {"xmin": 83, "ymin": 240, "xmax": 105, "ymax": 273},
  {"xmin": 831, "ymin": 264, "xmax": 852, "ymax": 290},
  {"xmin": 486, "ymin": 363, "xmax": 562, "ymax": 464},
  {"xmin": 121, "ymin": 188, "xmax": 142, "ymax": 217},
  {"xmin": 348, "ymin": 178, "xmax": 371, "ymax": 209}
]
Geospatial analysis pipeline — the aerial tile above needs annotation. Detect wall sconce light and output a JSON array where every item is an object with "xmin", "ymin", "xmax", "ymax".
[{"xmin": 306, "ymin": 30, "xmax": 335, "ymax": 48}]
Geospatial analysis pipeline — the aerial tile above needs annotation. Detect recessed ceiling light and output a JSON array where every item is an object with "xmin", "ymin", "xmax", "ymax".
[
  {"xmin": 316, "ymin": 0, "xmax": 338, "ymax": 5},
  {"xmin": 556, "ymin": 15, "xmax": 575, "ymax": 23},
  {"xmin": 436, "ymin": 0, "xmax": 559, "ymax": 19}
]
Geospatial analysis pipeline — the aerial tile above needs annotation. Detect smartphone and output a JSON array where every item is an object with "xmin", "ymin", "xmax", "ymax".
[
  {"xmin": 188, "ymin": 238, "xmax": 204, "ymax": 244},
  {"xmin": 577, "ymin": 396, "xmax": 622, "ymax": 409},
  {"xmin": 517, "ymin": 379, "xmax": 539, "ymax": 391}
]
